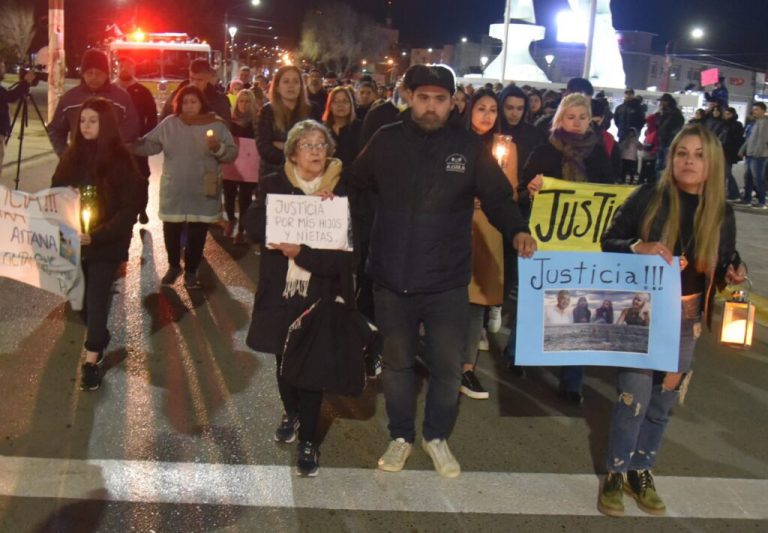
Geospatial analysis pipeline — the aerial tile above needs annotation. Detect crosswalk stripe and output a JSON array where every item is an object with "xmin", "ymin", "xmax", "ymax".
[{"xmin": 1, "ymin": 455, "xmax": 766, "ymax": 519}]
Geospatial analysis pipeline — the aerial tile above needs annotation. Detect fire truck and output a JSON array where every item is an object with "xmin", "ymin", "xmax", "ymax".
[{"xmin": 107, "ymin": 31, "xmax": 221, "ymax": 111}]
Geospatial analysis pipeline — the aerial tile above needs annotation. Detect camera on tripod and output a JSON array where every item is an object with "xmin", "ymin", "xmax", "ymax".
[{"xmin": 18, "ymin": 66, "xmax": 48, "ymax": 87}]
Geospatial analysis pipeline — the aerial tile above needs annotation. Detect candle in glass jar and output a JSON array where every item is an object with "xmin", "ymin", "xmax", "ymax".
[{"xmin": 494, "ymin": 143, "xmax": 508, "ymax": 167}]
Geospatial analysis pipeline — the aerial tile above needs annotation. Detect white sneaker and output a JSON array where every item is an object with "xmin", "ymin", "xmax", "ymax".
[
  {"xmin": 487, "ymin": 306, "xmax": 502, "ymax": 333},
  {"xmin": 422, "ymin": 438, "xmax": 461, "ymax": 478},
  {"xmin": 477, "ymin": 328, "xmax": 490, "ymax": 351},
  {"xmin": 377, "ymin": 438, "xmax": 412, "ymax": 472}
]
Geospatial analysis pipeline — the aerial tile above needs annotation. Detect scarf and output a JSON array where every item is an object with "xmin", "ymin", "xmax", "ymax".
[
  {"xmin": 178, "ymin": 112, "xmax": 222, "ymax": 127},
  {"xmin": 549, "ymin": 128, "xmax": 598, "ymax": 182},
  {"xmin": 280, "ymin": 158, "xmax": 343, "ymax": 299},
  {"xmin": 231, "ymin": 106, "xmax": 252, "ymax": 129}
]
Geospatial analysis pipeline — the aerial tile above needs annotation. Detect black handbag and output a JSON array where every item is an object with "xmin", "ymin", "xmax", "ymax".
[{"xmin": 281, "ymin": 297, "xmax": 381, "ymax": 397}]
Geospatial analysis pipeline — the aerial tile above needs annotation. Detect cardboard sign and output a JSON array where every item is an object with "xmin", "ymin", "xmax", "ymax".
[
  {"xmin": 516, "ymin": 251, "xmax": 682, "ymax": 372},
  {"xmin": 701, "ymin": 68, "xmax": 719, "ymax": 87},
  {"xmin": 0, "ymin": 186, "xmax": 84, "ymax": 310},
  {"xmin": 530, "ymin": 177, "xmax": 635, "ymax": 251},
  {"xmin": 265, "ymin": 194, "xmax": 353, "ymax": 251}
]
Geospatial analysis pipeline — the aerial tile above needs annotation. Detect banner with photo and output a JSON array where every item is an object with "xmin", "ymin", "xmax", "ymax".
[
  {"xmin": 265, "ymin": 194, "xmax": 353, "ymax": 251},
  {"xmin": 530, "ymin": 177, "xmax": 635, "ymax": 251},
  {"xmin": 516, "ymin": 251, "xmax": 682, "ymax": 372},
  {"xmin": 0, "ymin": 186, "xmax": 84, "ymax": 310}
]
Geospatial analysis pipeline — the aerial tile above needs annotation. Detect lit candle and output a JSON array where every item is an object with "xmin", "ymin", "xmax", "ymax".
[
  {"xmin": 494, "ymin": 143, "xmax": 508, "ymax": 167},
  {"xmin": 82, "ymin": 206, "xmax": 92, "ymax": 234},
  {"xmin": 206, "ymin": 129, "xmax": 214, "ymax": 138}
]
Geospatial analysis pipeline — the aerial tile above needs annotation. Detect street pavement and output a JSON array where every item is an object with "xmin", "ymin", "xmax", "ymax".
[{"xmin": 0, "ymin": 83, "xmax": 767, "ymax": 532}]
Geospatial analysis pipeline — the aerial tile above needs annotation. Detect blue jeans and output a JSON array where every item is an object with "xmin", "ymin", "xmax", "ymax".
[
  {"xmin": 374, "ymin": 285, "xmax": 467, "ymax": 442},
  {"xmin": 655, "ymin": 145, "xmax": 670, "ymax": 181},
  {"xmin": 744, "ymin": 156, "xmax": 767, "ymax": 205},
  {"xmin": 605, "ymin": 317, "xmax": 698, "ymax": 473},
  {"xmin": 725, "ymin": 163, "xmax": 741, "ymax": 200}
]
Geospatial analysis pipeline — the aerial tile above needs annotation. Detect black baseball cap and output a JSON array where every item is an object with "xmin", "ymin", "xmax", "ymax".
[{"xmin": 403, "ymin": 64, "xmax": 456, "ymax": 95}]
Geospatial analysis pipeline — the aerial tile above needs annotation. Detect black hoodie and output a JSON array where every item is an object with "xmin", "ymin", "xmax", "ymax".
[{"xmin": 497, "ymin": 85, "xmax": 547, "ymax": 177}]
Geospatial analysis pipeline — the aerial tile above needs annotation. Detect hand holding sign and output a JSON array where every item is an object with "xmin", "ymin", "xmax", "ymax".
[
  {"xmin": 633, "ymin": 241, "xmax": 674, "ymax": 266},
  {"xmin": 268, "ymin": 242, "xmax": 301, "ymax": 259},
  {"xmin": 513, "ymin": 232, "xmax": 537, "ymax": 258}
]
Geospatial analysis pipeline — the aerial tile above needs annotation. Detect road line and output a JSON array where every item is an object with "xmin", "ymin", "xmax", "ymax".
[{"xmin": 1, "ymin": 455, "xmax": 766, "ymax": 519}]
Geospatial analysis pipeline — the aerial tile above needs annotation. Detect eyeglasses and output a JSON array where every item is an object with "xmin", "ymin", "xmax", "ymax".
[{"xmin": 298, "ymin": 142, "xmax": 329, "ymax": 152}]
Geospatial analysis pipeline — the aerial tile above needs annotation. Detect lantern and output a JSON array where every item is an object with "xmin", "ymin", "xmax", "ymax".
[
  {"xmin": 80, "ymin": 185, "xmax": 97, "ymax": 234},
  {"xmin": 719, "ymin": 279, "xmax": 755, "ymax": 350}
]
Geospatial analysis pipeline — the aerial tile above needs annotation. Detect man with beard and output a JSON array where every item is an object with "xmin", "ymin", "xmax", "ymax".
[
  {"xmin": 116, "ymin": 57, "xmax": 157, "ymax": 223},
  {"xmin": 349, "ymin": 64, "xmax": 536, "ymax": 479}
]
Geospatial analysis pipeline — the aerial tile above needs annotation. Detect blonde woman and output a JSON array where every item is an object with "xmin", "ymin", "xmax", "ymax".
[
  {"xmin": 523, "ymin": 92, "xmax": 615, "ymax": 403},
  {"xmin": 222, "ymin": 89, "xmax": 260, "ymax": 243},
  {"xmin": 598, "ymin": 124, "xmax": 746, "ymax": 517}
]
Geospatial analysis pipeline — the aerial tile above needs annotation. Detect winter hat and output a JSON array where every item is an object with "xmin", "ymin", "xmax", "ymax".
[
  {"xmin": 403, "ymin": 64, "xmax": 456, "ymax": 95},
  {"xmin": 81, "ymin": 49, "xmax": 109, "ymax": 75}
]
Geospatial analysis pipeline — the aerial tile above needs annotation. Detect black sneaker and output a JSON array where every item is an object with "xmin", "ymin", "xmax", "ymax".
[
  {"xmin": 274, "ymin": 414, "xmax": 299, "ymax": 443},
  {"xmin": 184, "ymin": 271, "xmax": 202, "ymax": 290},
  {"xmin": 95, "ymin": 351, "xmax": 105, "ymax": 366},
  {"xmin": 296, "ymin": 441, "xmax": 319, "ymax": 477},
  {"xmin": 161, "ymin": 266, "xmax": 182, "ymax": 285},
  {"xmin": 365, "ymin": 352, "xmax": 382, "ymax": 379},
  {"xmin": 460, "ymin": 370, "xmax": 489, "ymax": 399},
  {"xmin": 80, "ymin": 362, "xmax": 101, "ymax": 391}
]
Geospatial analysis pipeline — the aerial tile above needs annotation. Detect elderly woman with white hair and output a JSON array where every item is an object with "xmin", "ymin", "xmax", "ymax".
[
  {"xmin": 243, "ymin": 119, "xmax": 353, "ymax": 478},
  {"xmin": 520, "ymin": 92, "xmax": 616, "ymax": 403}
]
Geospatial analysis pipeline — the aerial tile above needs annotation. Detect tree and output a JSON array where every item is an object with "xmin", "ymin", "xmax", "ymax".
[
  {"xmin": 0, "ymin": 0, "xmax": 35, "ymax": 64},
  {"xmin": 299, "ymin": 2, "xmax": 390, "ymax": 75}
]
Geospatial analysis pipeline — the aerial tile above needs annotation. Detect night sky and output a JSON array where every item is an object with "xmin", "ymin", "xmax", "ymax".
[{"xmin": 31, "ymin": 0, "xmax": 768, "ymax": 70}]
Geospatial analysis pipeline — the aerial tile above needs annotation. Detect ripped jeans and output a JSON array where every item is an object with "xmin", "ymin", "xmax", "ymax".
[{"xmin": 605, "ymin": 313, "xmax": 699, "ymax": 473}]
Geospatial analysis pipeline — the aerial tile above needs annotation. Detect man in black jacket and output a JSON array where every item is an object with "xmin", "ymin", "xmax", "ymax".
[
  {"xmin": 350, "ymin": 64, "xmax": 536, "ymax": 478},
  {"xmin": 160, "ymin": 59, "xmax": 230, "ymax": 125},
  {"xmin": 654, "ymin": 93, "xmax": 684, "ymax": 179},
  {"xmin": 614, "ymin": 89, "xmax": 646, "ymax": 142},
  {"xmin": 116, "ymin": 57, "xmax": 158, "ymax": 223}
]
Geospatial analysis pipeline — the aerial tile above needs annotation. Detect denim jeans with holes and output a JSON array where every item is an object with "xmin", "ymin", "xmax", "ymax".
[{"xmin": 606, "ymin": 316, "xmax": 697, "ymax": 473}]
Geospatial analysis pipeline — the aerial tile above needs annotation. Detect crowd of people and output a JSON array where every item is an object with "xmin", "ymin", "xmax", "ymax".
[{"xmin": 37, "ymin": 48, "xmax": 749, "ymax": 515}]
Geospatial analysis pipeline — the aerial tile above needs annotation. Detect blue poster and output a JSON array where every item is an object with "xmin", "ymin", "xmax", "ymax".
[{"xmin": 516, "ymin": 251, "xmax": 682, "ymax": 372}]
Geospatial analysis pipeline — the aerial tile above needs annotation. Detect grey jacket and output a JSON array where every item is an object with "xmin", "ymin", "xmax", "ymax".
[
  {"xmin": 133, "ymin": 115, "xmax": 237, "ymax": 222},
  {"xmin": 48, "ymin": 81, "xmax": 140, "ymax": 156},
  {"xmin": 744, "ymin": 117, "xmax": 768, "ymax": 157}
]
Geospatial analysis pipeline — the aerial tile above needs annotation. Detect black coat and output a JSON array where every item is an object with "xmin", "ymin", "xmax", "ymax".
[
  {"xmin": 349, "ymin": 110, "xmax": 529, "ymax": 295},
  {"xmin": 614, "ymin": 99, "xmax": 646, "ymax": 141},
  {"xmin": 656, "ymin": 107, "xmax": 685, "ymax": 147},
  {"xmin": 522, "ymin": 139, "xmax": 615, "ymax": 184},
  {"xmin": 51, "ymin": 150, "xmax": 143, "ymax": 263},
  {"xmin": 256, "ymin": 103, "xmax": 317, "ymax": 175},
  {"xmin": 243, "ymin": 169, "xmax": 354, "ymax": 354},
  {"xmin": 602, "ymin": 183, "xmax": 740, "ymax": 328},
  {"xmin": 331, "ymin": 120, "xmax": 362, "ymax": 167},
  {"xmin": 720, "ymin": 118, "xmax": 744, "ymax": 165}
]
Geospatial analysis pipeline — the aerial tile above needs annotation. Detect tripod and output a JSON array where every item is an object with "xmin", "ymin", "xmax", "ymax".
[{"xmin": 5, "ymin": 84, "xmax": 48, "ymax": 190}]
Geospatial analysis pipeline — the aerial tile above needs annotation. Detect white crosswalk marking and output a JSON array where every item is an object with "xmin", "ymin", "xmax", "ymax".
[{"xmin": 1, "ymin": 455, "xmax": 766, "ymax": 519}]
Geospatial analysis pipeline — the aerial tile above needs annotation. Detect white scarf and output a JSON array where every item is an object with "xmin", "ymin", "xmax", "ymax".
[{"xmin": 282, "ymin": 174, "xmax": 323, "ymax": 299}]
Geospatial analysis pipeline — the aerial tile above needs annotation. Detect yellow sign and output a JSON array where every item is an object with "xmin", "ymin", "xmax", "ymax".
[{"xmin": 531, "ymin": 177, "xmax": 636, "ymax": 251}]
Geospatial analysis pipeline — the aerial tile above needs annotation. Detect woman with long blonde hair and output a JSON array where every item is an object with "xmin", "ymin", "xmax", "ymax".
[{"xmin": 597, "ymin": 124, "xmax": 746, "ymax": 517}]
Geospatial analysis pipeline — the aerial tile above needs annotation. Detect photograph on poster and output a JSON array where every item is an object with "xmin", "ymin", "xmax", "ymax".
[{"xmin": 543, "ymin": 289, "xmax": 651, "ymax": 354}]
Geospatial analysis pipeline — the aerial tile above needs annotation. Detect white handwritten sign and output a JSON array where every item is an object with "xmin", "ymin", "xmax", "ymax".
[
  {"xmin": 0, "ymin": 186, "xmax": 84, "ymax": 310},
  {"xmin": 266, "ymin": 194, "xmax": 353, "ymax": 251}
]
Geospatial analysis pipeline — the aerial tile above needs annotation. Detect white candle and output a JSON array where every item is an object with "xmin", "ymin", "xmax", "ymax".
[
  {"xmin": 206, "ymin": 129, "xmax": 214, "ymax": 138},
  {"xmin": 82, "ymin": 206, "xmax": 92, "ymax": 234}
]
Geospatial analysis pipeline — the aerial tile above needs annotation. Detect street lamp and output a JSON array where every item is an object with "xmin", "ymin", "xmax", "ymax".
[
  {"xmin": 224, "ymin": 0, "xmax": 262, "ymax": 82},
  {"xmin": 480, "ymin": 55, "xmax": 488, "ymax": 74},
  {"xmin": 662, "ymin": 27, "xmax": 704, "ymax": 92}
]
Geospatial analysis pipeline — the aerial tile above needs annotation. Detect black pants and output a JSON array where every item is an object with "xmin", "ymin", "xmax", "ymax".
[
  {"xmin": 275, "ymin": 353, "xmax": 324, "ymax": 444},
  {"xmin": 83, "ymin": 260, "xmax": 121, "ymax": 353},
  {"xmin": 222, "ymin": 181, "xmax": 257, "ymax": 232},
  {"xmin": 163, "ymin": 222, "xmax": 209, "ymax": 273}
]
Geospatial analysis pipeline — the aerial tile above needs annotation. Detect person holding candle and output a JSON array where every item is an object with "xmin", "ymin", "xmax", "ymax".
[
  {"xmin": 51, "ymin": 97, "xmax": 144, "ymax": 391},
  {"xmin": 523, "ymin": 93, "xmax": 615, "ymax": 404},
  {"xmin": 460, "ymin": 88, "xmax": 508, "ymax": 399},
  {"xmin": 597, "ymin": 124, "xmax": 746, "ymax": 516},
  {"xmin": 133, "ymin": 85, "xmax": 237, "ymax": 289}
]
